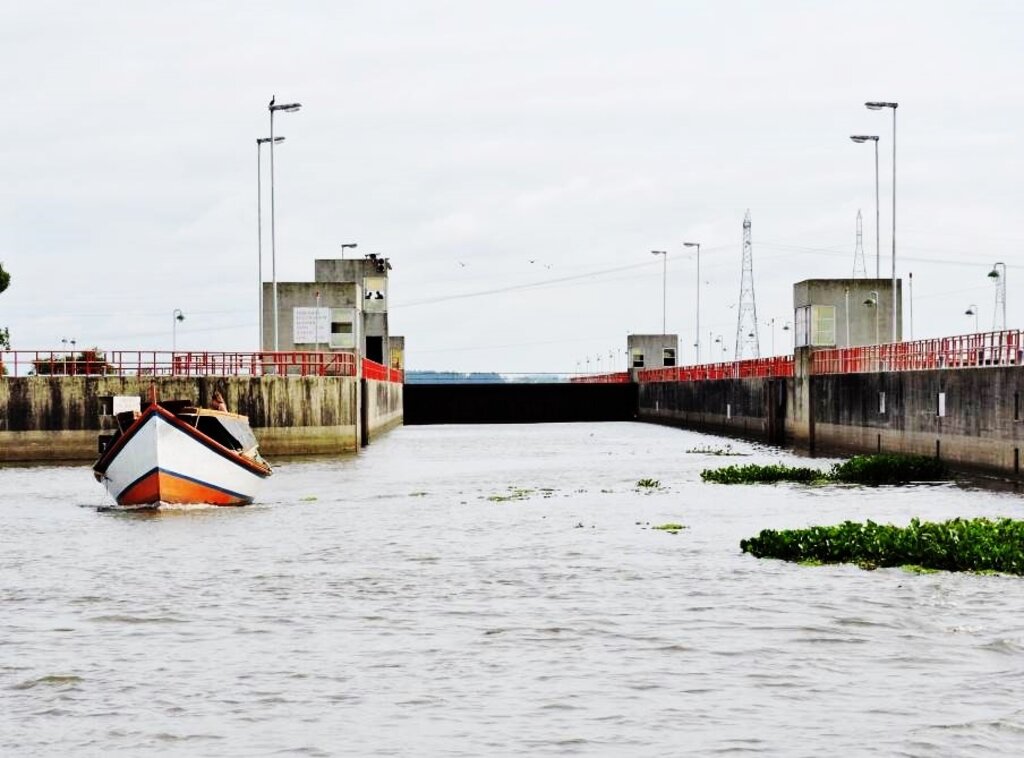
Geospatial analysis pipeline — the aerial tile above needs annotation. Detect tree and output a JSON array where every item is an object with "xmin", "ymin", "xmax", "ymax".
[{"xmin": 0, "ymin": 262, "xmax": 9, "ymax": 350}]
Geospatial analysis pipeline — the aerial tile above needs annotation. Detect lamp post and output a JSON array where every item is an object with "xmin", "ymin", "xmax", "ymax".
[
  {"xmin": 865, "ymin": 101, "xmax": 898, "ymax": 342},
  {"xmin": 864, "ymin": 291, "xmax": 879, "ymax": 346},
  {"xmin": 651, "ymin": 250, "xmax": 668, "ymax": 334},
  {"xmin": 257, "ymin": 136, "xmax": 285, "ymax": 351},
  {"xmin": 172, "ymin": 309, "xmax": 185, "ymax": 352},
  {"xmin": 341, "ymin": 242, "xmax": 358, "ymax": 259},
  {"xmin": 683, "ymin": 242, "xmax": 701, "ymax": 362},
  {"xmin": 268, "ymin": 95, "xmax": 302, "ymax": 352},
  {"xmin": 782, "ymin": 322, "xmax": 792, "ymax": 351},
  {"xmin": 988, "ymin": 262, "xmax": 1007, "ymax": 331},
  {"xmin": 965, "ymin": 304, "xmax": 979, "ymax": 333},
  {"xmin": 850, "ymin": 135, "xmax": 880, "ymax": 278}
]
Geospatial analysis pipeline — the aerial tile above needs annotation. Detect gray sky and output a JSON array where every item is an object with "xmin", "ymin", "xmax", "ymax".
[{"xmin": 2, "ymin": 1, "xmax": 1021, "ymax": 373}]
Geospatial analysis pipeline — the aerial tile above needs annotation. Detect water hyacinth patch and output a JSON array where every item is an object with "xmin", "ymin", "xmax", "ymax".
[
  {"xmin": 701, "ymin": 453, "xmax": 952, "ymax": 486},
  {"xmin": 700, "ymin": 463, "xmax": 826, "ymax": 484},
  {"xmin": 829, "ymin": 454, "xmax": 950, "ymax": 484},
  {"xmin": 636, "ymin": 478, "xmax": 662, "ymax": 489},
  {"xmin": 740, "ymin": 517, "xmax": 1024, "ymax": 575}
]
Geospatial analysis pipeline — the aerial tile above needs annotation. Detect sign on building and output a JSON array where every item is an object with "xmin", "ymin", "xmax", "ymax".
[{"xmin": 293, "ymin": 307, "xmax": 332, "ymax": 345}]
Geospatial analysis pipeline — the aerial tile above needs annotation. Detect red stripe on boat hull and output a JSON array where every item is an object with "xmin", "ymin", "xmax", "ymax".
[{"xmin": 117, "ymin": 469, "xmax": 251, "ymax": 506}]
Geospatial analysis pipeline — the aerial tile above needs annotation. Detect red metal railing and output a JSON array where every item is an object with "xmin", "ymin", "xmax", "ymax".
[
  {"xmin": 361, "ymin": 358, "xmax": 405, "ymax": 383},
  {"xmin": 570, "ymin": 372, "xmax": 632, "ymax": 384},
  {"xmin": 637, "ymin": 356, "xmax": 794, "ymax": 383},
  {"xmin": 812, "ymin": 330, "xmax": 1024, "ymax": 375},
  {"xmin": 0, "ymin": 350, "xmax": 357, "ymax": 378}
]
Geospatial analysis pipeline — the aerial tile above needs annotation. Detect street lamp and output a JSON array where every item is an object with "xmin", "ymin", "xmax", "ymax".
[
  {"xmin": 864, "ymin": 291, "xmax": 879, "ymax": 346},
  {"xmin": 988, "ymin": 262, "xmax": 1007, "ymax": 331},
  {"xmin": 172, "ymin": 309, "xmax": 185, "ymax": 352},
  {"xmin": 341, "ymin": 242, "xmax": 358, "ymax": 259},
  {"xmin": 965, "ymin": 304, "xmax": 979, "ymax": 333},
  {"xmin": 865, "ymin": 101, "xmax": 898, "ymax": 342},
  {"xmin": 683, "ymin": 241, "xmax": 701, "ymax": 362},
  {"xmin": 257, "ymin": 136, "xmax": 285, "ymax": 351},
  {"xmin": 849, "ymin": 135, "xmax": 880, "ymax": 278},
  {"xmin": 651, "ymin": 250, "xmax": 668, "ymax": 335},
  {"xmin": 268, "ymin": 95, "xmax": 302, "ymax": 351}
]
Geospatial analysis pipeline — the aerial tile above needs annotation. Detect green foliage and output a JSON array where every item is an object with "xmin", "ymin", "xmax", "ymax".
[
  {"xmin": 740, "ymin": 517, "xmax": 1024, "ymax": 575},
  {"xmin": 636, "ymin": 478, "xmax": 661, "ymax": 489},
  {"xmin": 828, "ymin": 454, "xmax": 950, "ymax": 484},
  {"xmin": 0, "ymin": 262, "xmax": 9, "ymax": 294},
  {"xmin": 687, "ymin": 444, "xmax": 747, "ymax": 456},
  {"xmin": 700, "ymin": 463, "xmax": 826, "ymax": 484},
  {"xmin": 31, "ymin": 349, "xmax": 114, "ymax": 376},
  {"xmin": 703, "ymin": 454, "xmax": 952, "ymax": 486},
  {"xmin": 652, "ymin": 523, "xmax": 686, "ymax": 533}
]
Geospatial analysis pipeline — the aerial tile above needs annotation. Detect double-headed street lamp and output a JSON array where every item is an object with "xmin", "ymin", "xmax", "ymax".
[
  {"xmin": 849, "ymin": 134, "xmax": 880, "ymax": 278},
  {"xmin": 683, "ymin": 242, "xmax": 700, "ymax": 362},
  {"xmin": 988, "ymin": 262, "xmax": 1007, "ymax": 331},
  {"xmin": 651, "ymin": 250, "xmax": 668, "ymax": 335},
  {"xmin": 268, "ymin": 96, "xmax": 302, "ymax": 352},
  {"xmin": 172, "ymin": 309, "xmax": 185, "ymax": 352},
  {"xmin": 865, "ymin": 101, "xmax": 898, "ymax": 342},
  {"xmin": 341, "ymin": 242, "xmax": 358, "ymax": 259},
  {"xmin": 257, "ymin": 136, "xmax": 285, "ymax": 350}
]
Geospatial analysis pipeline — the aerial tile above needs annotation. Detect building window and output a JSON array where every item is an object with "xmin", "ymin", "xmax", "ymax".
[
  {"xmin": 663, "ymin": 348, "xmax": 676, "ymax": 367},
  {"xmin": 631, "ymin": 349, "xmax": 645, "ymax": 368},
  {"xmin": 811, "ymin": 305, "xmax": 837, "ymax": 347},
  {"xmin": 329, "ymin": 307, "xmax": 357, "ymax": 349},
  {"xmin": 795, "ymin": 306, "xmax": 810, "ymax": 347}
]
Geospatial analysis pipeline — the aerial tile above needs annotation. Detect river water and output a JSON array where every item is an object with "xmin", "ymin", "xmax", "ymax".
[{"xmin": 4, "ymin": 422, "xmax": 1024, "ymax": 756}]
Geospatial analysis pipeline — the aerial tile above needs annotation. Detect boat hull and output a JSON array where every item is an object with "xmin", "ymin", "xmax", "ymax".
[{"xmin": 94, "ymin": 405, "xmax": 271, "ymax": 506}]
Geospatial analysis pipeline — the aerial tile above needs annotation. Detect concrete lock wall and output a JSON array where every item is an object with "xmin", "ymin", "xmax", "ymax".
[
  {"xmin": 636, "ymin": 364, "xmax": 1024, "ymax": 479},
  {"xmin": 364, "ymin": 378, "xmax": 404, "ymax": 443},
  {"xmin": 812, "ymin": 366, "xmax": 1024, "ymax": 477},
  {"xmin": 638, "ymin": 377, "xmax": 786, "ymax": 445},
  {"xmin": 0, "ymin": 375, "xmax": 361, "ymax": 462}
]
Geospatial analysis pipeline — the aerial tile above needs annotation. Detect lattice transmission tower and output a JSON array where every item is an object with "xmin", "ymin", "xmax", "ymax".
[
  {"xmin": 852, "ymin": 209, "xmax": 867, "ymax": 278},
  {"xmin": 734, "ymin": 210, "xmax": 761, "ymax": 360}
]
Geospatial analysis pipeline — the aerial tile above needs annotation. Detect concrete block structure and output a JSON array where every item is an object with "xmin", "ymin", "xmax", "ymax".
[
  {"xmin": 627, "ymin": 334, "xmax": 678, "ymax": 376},
  {"xmin": 264, "ymin": 254, "xmax": 394, "ymax": 364},
  {"xmin": 793, "ymin": 278, "xmax": 901, "ymax": 348}
]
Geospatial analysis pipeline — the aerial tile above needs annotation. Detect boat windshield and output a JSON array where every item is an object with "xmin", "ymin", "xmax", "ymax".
[{"xmin": 196, "ymin": 415, "xmax": 259, "ymax": 453}]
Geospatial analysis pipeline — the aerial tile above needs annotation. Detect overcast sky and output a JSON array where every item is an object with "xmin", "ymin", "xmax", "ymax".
[{"xmin": 2, "ymin": 1, "xmax": 1022, "ymax": 373}]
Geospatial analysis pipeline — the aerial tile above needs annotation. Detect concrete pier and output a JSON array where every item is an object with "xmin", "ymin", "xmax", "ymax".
[{"xmin": 0, "ymin": 374, "xmax": 402, "ymax": 462}]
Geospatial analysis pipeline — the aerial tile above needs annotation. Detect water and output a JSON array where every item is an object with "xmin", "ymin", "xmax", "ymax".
[{"xmin": 4, "ymin": 422, "xmax": 1024, "ymax": 756}]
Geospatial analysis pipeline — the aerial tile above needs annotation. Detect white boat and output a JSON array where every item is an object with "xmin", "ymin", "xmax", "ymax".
[{"xmin": 93, "ymin": 401, "xmax": 272, "ymax": 506}]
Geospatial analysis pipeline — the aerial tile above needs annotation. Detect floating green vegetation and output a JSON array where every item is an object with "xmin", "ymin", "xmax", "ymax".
[
  {"xmin": 740, "ymin": 517, "xmax": 1024, "ymax": 575},
  {"xmin": 652, "ymin": 522, "xmax": 687, "ymax": 534},
  {"xmin": 702, "ymin": 453, "xmax": 951, "ymax": 486},
  {"xmin": 486, "ymin": 487, "xmax": 535, "ymax": 503},
  {"xmin": 299, "ymin": 495, "xmax": 318, "ymax": 502},
  {"xmin": 700, "ymin": 463, "xmax": 826, "ymax": 484},
  {"xmin": 829, "ymin": 454, "xmax": 950, "ymax": 485},
  {"xmin": 409, "ymin": 491, "xmax": 429, "ymax": 498},
  {"xmin": 686, "ymin": 444, "xmax": 747, "ymax": 457},
  {"xmin": 636, "ymin": 478, "xmax": 662, "ymax": 489}
]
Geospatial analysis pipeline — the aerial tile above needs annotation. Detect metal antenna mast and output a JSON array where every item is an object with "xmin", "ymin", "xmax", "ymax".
[
  {"xmin": 734, "ymin": 210, "xmax": 761, "ymax": 360},
  {"xmin": 852, "ymin": 209, "xmax": 867, "ymax": 278}
]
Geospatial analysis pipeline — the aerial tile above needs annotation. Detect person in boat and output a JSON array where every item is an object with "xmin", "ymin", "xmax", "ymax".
[{"xmin": 211, "ymin": 390, "xmax": 227, "ymax": 412}]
